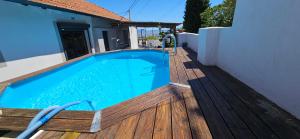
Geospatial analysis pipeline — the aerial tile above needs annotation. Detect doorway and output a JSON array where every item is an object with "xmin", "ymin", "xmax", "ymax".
[
  {"xmin": 60, "ymin": 30, "xmax": 89, "ymax": 60},
  {"xmin": 102, "ymin": 31, "xmax": 110, "ymax": 51},
  {"xmin": 57, "ymin": 22, "xmax": 91, "ymax": 60}
]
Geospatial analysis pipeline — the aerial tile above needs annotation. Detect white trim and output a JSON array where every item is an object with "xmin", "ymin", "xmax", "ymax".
[
  {"xmin": 90, "ymin": 110, "xmax": 101, "ymax": 132},
  {"xmin": 169, "ymin": 82, "xmax": 191, "ymax": 88}
]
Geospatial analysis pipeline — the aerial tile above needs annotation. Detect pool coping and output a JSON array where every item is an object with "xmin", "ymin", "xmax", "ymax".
[{"xmin": 0, "ymin": 48, "xmax": 172, "ymax": 132}]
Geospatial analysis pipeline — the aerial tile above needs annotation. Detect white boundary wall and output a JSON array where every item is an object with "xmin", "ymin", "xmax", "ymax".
[
  {"xmin": 177, "ymin": 32, "xmax": 199, "ymax": 52},
  {"xmin": 196, "ymin": 0, "xmax": 300, "ymax": 118}
]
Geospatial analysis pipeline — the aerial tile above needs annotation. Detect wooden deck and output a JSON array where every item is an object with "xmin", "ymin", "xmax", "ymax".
[{"xmin": 1, "ymin": 47, "xmax": 300, "ymax": 138}]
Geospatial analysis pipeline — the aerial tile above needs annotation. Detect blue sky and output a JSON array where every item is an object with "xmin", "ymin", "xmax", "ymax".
[{"xmin": 88, "ymin": 0, "xmax": 224, "ymax": 23}]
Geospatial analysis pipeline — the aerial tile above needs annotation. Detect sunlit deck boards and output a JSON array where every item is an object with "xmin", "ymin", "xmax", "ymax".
[{"xmin": 1, "ymin": 47, "xmax": 300, "ymax": 138}]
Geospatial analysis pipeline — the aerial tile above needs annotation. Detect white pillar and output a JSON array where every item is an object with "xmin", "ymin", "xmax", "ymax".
[{"xmin": 129, "ymin": 26, "xmax": 138, "ymax": 49}]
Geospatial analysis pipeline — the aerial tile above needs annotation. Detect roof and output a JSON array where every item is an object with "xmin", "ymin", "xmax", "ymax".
[
  {"xmin": 112, "ymin": 21, "xmax": 182, "ymax": 28},
  {"xmin": 10, "ymin": 0, "xmax": 128, "ymax": 21}
]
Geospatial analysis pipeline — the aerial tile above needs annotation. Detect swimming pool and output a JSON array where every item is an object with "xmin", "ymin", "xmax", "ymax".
[{"xmin": 0, "ymin": 50, "xmax": 170, "ymax": 111}]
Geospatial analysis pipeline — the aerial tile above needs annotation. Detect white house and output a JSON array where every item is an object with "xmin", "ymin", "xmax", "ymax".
[{"xmin": 0, "ymin": 0, "xmax": 139, "ymax": 82}]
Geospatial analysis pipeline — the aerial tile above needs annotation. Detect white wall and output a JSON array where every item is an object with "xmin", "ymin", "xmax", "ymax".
[
  {"xmin": 93, "ymin": 28, "xmax": 106, "ymax": 53},
  {"xmin": 198, "ymin": 0, "xmax": 300, "ymax": 118},
  {"xmin": 197, "ymin": 27, "xmax": 228, "ymax": 65},
  {"xmin": 177, "ymin": 32, "xmax": 199, "ymax": 52},
  {"xmin": 0, "ymin": 1, "xmax": 96, "ymax": 82},
  {"xmin": 0, "ymin": 54, "xmax": 65, "ymax": 82}
]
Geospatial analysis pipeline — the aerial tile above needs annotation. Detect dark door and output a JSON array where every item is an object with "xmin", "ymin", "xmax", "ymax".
[
  {"xmin": 60, "ymin": 30, "xmax": 89, "ymax": 60},
  {"xmin": 102, "ymin": 31, "xmax": 110, "ymax": 51}
]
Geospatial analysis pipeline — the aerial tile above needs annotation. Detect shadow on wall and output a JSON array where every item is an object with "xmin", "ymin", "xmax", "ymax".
[{"xmin": 0, "ymin": 51, "xmax": 7, "ymax": 68}]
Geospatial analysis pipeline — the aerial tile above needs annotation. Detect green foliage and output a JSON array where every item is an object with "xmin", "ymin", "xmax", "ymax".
[
  {"xmin": 183, "ymin": 0, "xmax": 210, "ymax": 33},
  {"xmin": 168, "ymin": 39, "xmax": 175, "ymax": 48},
  {"xmin": 158, "ymin": 32, "xmax": 174, "ymax": 48},
  {"xmin": 201, "ymin": 0, "xmax": 236, "ymax": 27},
  {"xmin": 145, "ymin": 36, "xmax": 159, "ymax": 40}
]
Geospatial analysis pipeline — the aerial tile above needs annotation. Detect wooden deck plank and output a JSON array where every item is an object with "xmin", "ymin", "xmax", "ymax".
[
  {"xmin": 0, "ymin": 131, "xmax": 21, "ymax": 138},
  {"xmin": 153, "ymin": 99, "xmax": 172, "ymax": 139},
  {"xmin": 171, "ymin": 92, "xmax": 192, "ymax": 139},
  {"xmin": 172, "ymin": 50, "xmax": 212, "ymax": 138},
  {"xmin": 76, "ymin": 133, "xmax": 97, "ymax": 139},
  {"xmin": 173, "ymin": 52, "xmax": 189, "ymax": 85},
  {"xmin": 0, "ymin": 130, "xmax": 10, "ymax": 137},
  {"xmin": 211, "ymin": 66, "xmax": 300, "ymax": 138},
  {"xmin": 100, "ymin": 86, "xmax": 175, "ymax": 129},
  {"xmin": 0, "ymin": 117, "xmax": 92, "ymax": 132},
  {"xmin": 174, "ymin": 48, "xmax": 234, "ymax": 139},
  {"xmin": 36, "ymin": 131, "xmax": 64, "ymax": 139},
  {"xmin": 177, "ymin": 48, "xmax": 256, "ymax": 139},
  {"xmin": 182, "ymin": 48, "xmax": 279, "ymax": 138},
  {"xmin": 134, "ymin": 107, "xmax": 157, "ymax": 139},
  {"xmin": 1, "ymin": 109, "xmax": 94, "ymax": 120},
  {"xmin": 96, "ymin": 123, "xmax": 121, "ymax": 139},
  {"xmin": 114, "ymin": 113, "xmax": 141, "ymax": 139},
  {"xmin": 182, "ymin": 89, "xmax": 213, "ymax": 139},
  {"xmin": 101, "ymin": 85, "xmax": 171, "ymax": 117},
  {"xmin": 170, "ymin": 53, "xmax": 179, "ymax": 83},
  {"xmin": 0, "ymin": 83, "xmax": 7, "ymax": 95}
]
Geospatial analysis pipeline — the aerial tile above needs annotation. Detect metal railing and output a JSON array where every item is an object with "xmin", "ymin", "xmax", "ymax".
[{"xmin": 162, "ymin": 34, "xmax": 177, "ymax": 55}]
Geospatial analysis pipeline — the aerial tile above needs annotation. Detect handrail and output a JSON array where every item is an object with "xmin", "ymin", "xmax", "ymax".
[
  {"xmin": 162, "ymin": 34, "xmax": 177, "ymax": 55},
  {"xmin": 17, "ymin": 100, "xmax": 94, "ymax": 139}
]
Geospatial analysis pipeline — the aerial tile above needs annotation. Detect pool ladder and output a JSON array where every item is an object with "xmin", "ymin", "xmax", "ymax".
[{"xmin": 162, "ymin": 34, "xmax": 177, "ymax": 56}]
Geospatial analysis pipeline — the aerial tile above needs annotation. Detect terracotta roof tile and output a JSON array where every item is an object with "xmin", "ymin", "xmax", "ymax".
[{"xmin": 29, "ymin": 0, "xmax": 128, "ymax": 21}]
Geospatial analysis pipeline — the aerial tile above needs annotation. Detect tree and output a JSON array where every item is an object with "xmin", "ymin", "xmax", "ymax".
[
  {"xmin": 183, "ymin": 0, "xmax": 210, "ymax": 33},
  {"xmin": 201, "ymin": 0, "xmax": 236, "ymax": 27}
]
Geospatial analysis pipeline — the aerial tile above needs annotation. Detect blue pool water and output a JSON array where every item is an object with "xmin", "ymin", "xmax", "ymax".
[{"xmin": 0, "ymin": 50, "xmax": 170, "ymax": 111}]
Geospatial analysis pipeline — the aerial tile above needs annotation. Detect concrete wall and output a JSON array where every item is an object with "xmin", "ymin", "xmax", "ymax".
[
  {"xmin": 197, "ymin": 27, "xmax": 228, "ymax": 65},
  {"xmin": 177, "ymin": 32, "xmax": 199, "ymax": 52},
  {"xmin": 0, "ymin": 1, "xmax": 105, "ymax": 82},
  {"xmin": 91, "ymin": 17, "xmax": 113, "ymax": 52},
  {"xmin": 92, "ymin": 14, "xmax": 132, "ymax": 52},
  {"xmin": 93, "ymin": 28, "xmax": 107, "ymax": 53},
  {"xmin": 197, "ymin": 0, "xmax": 300, "ymax": 118}
]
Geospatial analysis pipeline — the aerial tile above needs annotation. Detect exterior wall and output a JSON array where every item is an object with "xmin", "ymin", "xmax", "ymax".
[
  {"xmin": 0, "ymin": 54, "xmax": 64, "ymax": 82},
  {"xmin": 92, "ymin": 17, "xmax": 113, "ymax": 53},
  {"xmin": 93, "ymin": 23, "xmax": 131, "ymax": 52},
  {"xmin": 197, "ymin": 0, "xmax": 300, "ymax": 118},
  {"xmin": 197, "ymin": 27, "xmax": 225, "ymax": 65},
  {"xmin": 0, "ymin": 1, "xmax": 97, "ymax": 82},
  {"xmin": 129, "ymin": 26, "xmax": 138, "ymax": 49},
  {"xmin": 177, "ymin": 32, "xmax": 199, "ymax": 52},
  {"xmin": 93, "ymin": 28, "xmax": 106, "ymax": 53}
]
